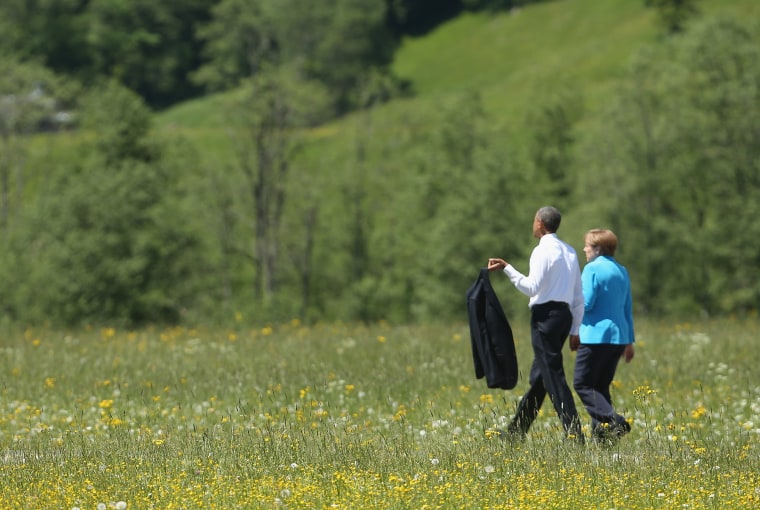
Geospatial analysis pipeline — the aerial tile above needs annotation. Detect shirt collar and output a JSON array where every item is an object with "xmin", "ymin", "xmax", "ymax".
[{"xmin": 539, "ymin": 233, "xmax": 558, "ymax": 244}]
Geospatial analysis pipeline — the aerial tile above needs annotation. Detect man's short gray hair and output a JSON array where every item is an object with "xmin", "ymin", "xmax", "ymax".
[{"xmin": 536, "ymin": 206, "xmax": 562, "ymax": 233}]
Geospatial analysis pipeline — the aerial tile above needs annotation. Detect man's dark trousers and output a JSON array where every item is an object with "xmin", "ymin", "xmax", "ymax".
[{"xmin": 509, "ymin": 301, "xmax": 583, "ymax": 441}]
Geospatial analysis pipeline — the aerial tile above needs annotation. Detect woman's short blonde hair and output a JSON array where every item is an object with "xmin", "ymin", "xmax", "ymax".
[{"xmin": 584, "ymin": 229, "xmax": 618, "ymax": 256}]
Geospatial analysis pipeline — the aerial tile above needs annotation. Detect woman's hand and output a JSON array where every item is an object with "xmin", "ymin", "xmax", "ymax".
[{"xmin": 623, "ymin": 344, "xmax": 635, "ymax": 363}]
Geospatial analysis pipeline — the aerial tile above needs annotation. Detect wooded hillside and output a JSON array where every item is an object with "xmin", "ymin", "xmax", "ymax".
[{"xmin": 1, "ymin": 0, "xmax": 758, "ymax": 326}]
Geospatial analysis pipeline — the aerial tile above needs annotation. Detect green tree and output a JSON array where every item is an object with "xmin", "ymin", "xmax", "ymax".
[
  {"xmin": 85, "ymin": 0, "xmax": 216, "ymax": 107},
  {"xmin": 580, "ymin": 15, "xmax": 760, "ymax": 316},
  {"xmin": 0, "ymin": 0, "xmax": 216, "ymax": 108},
  {"xmin": 386, "ymin": 0, "xmax": 461, "ymax": 35},
  {"xmin": 328, "ymin": 92, "xmax": 530, "ymax": 322},
  {"xmin": 292, "ymin": 0, "xmax": 397, "ymax": 112},
  {"xmin": 225, "ymin": 67, "xmax": 330, "ymax": 311},
  {"xmin": 0, "ymin": 58, "xmax": 78, "ymax": 230},
  {"xmin": 644, "ymin": 0, "xmax": 701, "ymax": 34},
  {"xmin": 195, "ymin": 0, "xmax": 399, "ymax": 114},
  {"xmin": 0, "ymin": 0, "xmax": 90, "ymax": 71},
  {"xmin": 406, "ymin": 93, "xmax": 528, "ymax": 321},
  {"xmin": 192, "ymin": 0, "xmax": 272, "ymax": 91},
  {"xmin": 525, "ymin": 90, "xmax": 583, "ymax": 202},
  {"xmin": 1, "ymin": 82, "xmax": 205, "ymax": 326}
]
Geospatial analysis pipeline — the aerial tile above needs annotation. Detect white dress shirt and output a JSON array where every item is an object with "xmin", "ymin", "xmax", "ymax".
[{"xmin": 503, "ymin": 233, "xmax": 584, "ymax": 335}]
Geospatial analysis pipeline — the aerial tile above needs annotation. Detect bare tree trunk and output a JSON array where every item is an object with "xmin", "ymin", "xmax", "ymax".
[
  {"xmin": 231, "ymin": 75, "xmax": 300, "ymax": 301},
  {"xmin": 0, "ymin": 133, "xmax": 10, "ymax": 231},
  {"xmin": 299, "ymin": 204, "xmax": 318, "ymax": 318},
  {"xmin": 253, "ymin": 121, "xmax": 288, "ymax": 297},
  {"xmin": 228, "ymin": 66, "xmax": 327, "ymax": 307}
]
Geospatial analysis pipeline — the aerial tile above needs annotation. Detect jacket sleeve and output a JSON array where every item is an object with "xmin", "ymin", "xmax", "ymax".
[{"xmin": 582, "ymin": 265, "xmax": 598, "ymax": 312}]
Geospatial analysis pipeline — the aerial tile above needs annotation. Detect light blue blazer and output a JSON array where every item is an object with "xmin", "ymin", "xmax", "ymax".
[{"xmin": 580, "ymin": 255, "xmax": 635, "ymax": 345}]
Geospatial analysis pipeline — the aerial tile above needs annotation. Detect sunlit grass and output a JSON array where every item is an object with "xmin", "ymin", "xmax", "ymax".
[{"xmin": 1, "ymin": 317, "xmax": 759, "ymax": 508}]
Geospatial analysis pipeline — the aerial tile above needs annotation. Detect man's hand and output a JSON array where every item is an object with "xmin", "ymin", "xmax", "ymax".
[
  {"xmin": 569, "ymin": 334, "xmax": 580, "ymax": 352},
  {"xmin": 487, "ymin": 258, "xmax": 507, "ymax": 271}
]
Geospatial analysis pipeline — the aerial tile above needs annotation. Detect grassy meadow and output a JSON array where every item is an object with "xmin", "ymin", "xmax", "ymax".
[{"xmin": 2, "ymin": 315, "xmax": 759, "ymax": 508}]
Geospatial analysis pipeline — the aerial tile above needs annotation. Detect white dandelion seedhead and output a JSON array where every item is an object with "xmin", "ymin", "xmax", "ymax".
[{"xmin": 115, "ymin": 502, "xmax": 128, "ymax": 510}]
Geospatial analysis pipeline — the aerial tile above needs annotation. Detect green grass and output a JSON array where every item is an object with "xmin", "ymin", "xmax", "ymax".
[
  {"xmin": 391, "ymin": 2, "xmax": 655, "ymax": 117},
  {"xmin": 2, "ymin": 317, "xmax": 759, "ymax": 508}
]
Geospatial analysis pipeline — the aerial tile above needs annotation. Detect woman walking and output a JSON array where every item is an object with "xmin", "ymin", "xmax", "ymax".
[{"xmin": 570, "ymin": 229, "xmax": 635, "ymax": 442}]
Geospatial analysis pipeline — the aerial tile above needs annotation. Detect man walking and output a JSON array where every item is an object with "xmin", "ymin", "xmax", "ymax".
[{"xmin": 488, "ymin": 206, "xmax": 585, "ymax": 443}]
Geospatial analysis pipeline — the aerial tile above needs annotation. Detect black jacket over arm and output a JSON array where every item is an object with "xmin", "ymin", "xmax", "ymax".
[{"xmin": 466, "ymin": 268, "xmax": 518, "ymax": 390}]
